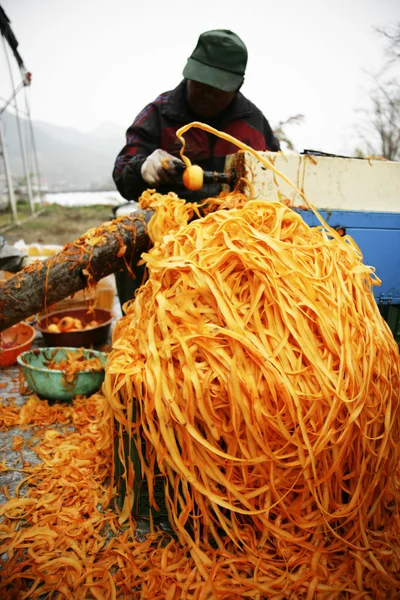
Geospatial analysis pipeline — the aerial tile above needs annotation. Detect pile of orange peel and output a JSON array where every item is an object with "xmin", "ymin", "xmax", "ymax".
[
  {"xmin": 106, "ymin": 189, "xmax": 400, "ymax": 599},
  {"xmin": 0, "ymin": 123, "xmax": 399, "ymax": 599},
  {"xmin": 0, "ymin": 392, "xmax": 312, "ymax": 599},
  {"xmin": 1, "ymin": 394, "xmax": 201, "ymax": 599}
]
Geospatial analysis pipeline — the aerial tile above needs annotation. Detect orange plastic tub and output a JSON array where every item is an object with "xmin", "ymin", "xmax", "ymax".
[{"xmin": 0, "ymin": 322, "xmax": 36, "ymax": 367}]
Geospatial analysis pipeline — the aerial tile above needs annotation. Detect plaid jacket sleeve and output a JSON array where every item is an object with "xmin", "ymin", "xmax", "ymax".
[{"xmin": 112, "ymin": 98, "xmax": 164, "ymax": 200}]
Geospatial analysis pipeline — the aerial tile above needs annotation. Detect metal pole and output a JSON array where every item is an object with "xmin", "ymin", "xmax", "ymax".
[
  {"xmin": 2, "ymin": 36, "xmax": 35, "ymax": 215},
  {"xmin": 23, "ymin": 84, "xmax": 43, "ymax": 204},
  {"xmin": 0, "ymin": 117, "xmax": 19, "ymax": 225}
]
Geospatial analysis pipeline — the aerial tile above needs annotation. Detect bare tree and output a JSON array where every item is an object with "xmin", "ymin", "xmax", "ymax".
[
  {"xmin": 357, "ymin": 78, "xmax": 400, "ymax": 161},
  {"xmin": 273, "ymin": 114, "xmax": 305, "ymax": 151},
  {"xmin": 355, "ymin": 23, "xmax": 400, "ymax": 160},
  {"xmin": 375, "ymin": 22, "xmax": 400, "ymax": 64}
]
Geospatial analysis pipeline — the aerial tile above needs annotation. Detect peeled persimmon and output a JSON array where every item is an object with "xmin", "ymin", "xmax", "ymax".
[
  {"xmin": 73, "ymin": 318, "xmax": 83, "ymax": 330},
  {"xmin": 87, "ymin": 320, "xmax": 99, "ymax": 329},
  {"xmin": 46, "ymin": 315, "xmax": 102, "ymax": 333},
  {"xmin": 58, "ymin": 316, "xmax": 76, "ymax": 332},
  {"xmin": 182, "ymin": 165, "xmax": 203, "ymax": 191}
]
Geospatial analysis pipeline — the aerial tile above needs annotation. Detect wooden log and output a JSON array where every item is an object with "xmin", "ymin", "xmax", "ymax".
[{"xmin": 0, "ymin": 208, "xmax": 154, "ymax": 332}]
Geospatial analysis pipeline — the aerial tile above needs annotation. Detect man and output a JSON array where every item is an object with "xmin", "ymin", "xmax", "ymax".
[{"xmin": 112, "ymin": 29, "xmax": 280, "ymax": 305}]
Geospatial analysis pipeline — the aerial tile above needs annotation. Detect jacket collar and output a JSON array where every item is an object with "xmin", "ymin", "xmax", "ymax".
[{"xmin": 162, "ymin": 80, "xmax": 253, "ymax": 123}]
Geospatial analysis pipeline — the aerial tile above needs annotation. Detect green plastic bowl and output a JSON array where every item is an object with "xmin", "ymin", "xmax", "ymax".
[{"xmin": 17, "ymin": 347, "xmax": 107, "ymax": 402}]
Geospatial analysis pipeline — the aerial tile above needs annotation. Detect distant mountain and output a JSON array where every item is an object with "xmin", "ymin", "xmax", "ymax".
[
  {"xmin": 1, "ymin": 111, "xmax": 126, "ymax": 191},
  {"xmin": 91, "ymin": 122, "xmax": 124, "ymax": 140}
]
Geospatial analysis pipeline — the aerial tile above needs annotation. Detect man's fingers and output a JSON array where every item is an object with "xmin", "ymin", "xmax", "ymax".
[
  {"xmin": 164, "ymin": 158, "xmax": 185, "ymax": 177},
  {"xmin": 156, "ymin": 164, "xmax": 171, "ymax": 183},
  {"xmin": 143, "ymin": 163, "xmax": 159, "ymax": 186},
  {"xmin": 141, "ymin": 150, "xmax": 184, "ymax": 186}
]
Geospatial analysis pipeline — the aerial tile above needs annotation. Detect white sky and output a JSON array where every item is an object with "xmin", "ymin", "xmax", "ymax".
[{"xmin": 1, "ymin": 0, "xmax": 399, "ymax": 155}]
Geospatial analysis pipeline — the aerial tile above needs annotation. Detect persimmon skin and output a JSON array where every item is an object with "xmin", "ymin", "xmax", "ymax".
[{"xmin": 182, "ymin": 165, "xmax": 204, "ymax": 191}]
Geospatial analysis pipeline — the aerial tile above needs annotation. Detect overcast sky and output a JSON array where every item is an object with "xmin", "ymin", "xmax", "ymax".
[{"xmin": 1, "ymin": 0, "xmax": 399, "ymax": 155}]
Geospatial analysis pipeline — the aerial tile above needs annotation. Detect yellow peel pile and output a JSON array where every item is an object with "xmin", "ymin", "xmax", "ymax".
[{"xmin": 105, "ymin": 190, "xmax": 400, "ymax": 598}]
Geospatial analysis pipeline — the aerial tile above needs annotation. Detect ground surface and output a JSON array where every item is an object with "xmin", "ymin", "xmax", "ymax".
[{"xmin": 0, "ymin": 204, "xmax": 114, "ymax": 246}]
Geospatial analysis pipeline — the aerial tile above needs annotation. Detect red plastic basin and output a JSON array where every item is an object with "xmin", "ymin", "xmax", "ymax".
[{"xmin": 0, "ymin": 322, "xmax": 36, "ymax": 367}]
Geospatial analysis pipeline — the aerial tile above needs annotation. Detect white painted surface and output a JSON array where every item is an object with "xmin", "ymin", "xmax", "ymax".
[{"xmin": 225, "ymin": 153, "xmax": 400, "ymax": 213}]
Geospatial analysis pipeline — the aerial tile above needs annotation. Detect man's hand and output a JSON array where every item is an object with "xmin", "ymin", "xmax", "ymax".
[{"xmin": 141, "ymin": 149, "xmax": 184, "ymax": 187}]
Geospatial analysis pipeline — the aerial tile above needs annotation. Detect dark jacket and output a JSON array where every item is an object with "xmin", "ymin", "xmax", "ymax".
[{"xmin": 113, "ymin": 80, "xmax": 280, "ymax": 203}]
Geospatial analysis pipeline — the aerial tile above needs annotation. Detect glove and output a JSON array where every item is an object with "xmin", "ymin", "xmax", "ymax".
[{"xmin": 141, "ymin": 149, "xmax": 184, "ymax": 187}]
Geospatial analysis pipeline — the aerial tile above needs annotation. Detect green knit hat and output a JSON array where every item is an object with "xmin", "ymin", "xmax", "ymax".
[{"xmin": 183, "ymin": 29, "xmax": 248, "ymax": 92}]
